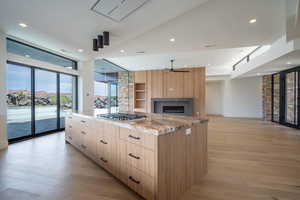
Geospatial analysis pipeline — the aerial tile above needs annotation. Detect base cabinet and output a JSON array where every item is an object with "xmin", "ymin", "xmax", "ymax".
[{"xmin": 66, "ymin": 114, "xmax": 207, "ymax": 200}]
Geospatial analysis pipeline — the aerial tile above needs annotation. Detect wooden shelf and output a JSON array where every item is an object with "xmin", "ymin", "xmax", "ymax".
[{"xmin": 134, "ymin": 82, "xmax": 146, "ymax": 111}]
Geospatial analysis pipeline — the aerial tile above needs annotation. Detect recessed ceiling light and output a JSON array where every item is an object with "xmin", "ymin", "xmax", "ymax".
[
  {"xmin": 169, "ymin": 38, "xmax": 175, "ymax": 42},
  {"xmin": 78, "ymin": 49, "xmax": 83, "ymax": 53},
  {"xmin": 249, "ymin": 19, "xmax": 257, "ymax": 24},
  {"xmin": 25, "ymin": 55, "xmax": 30, "ymax": 58},
  {"xmin": 207, "ymin": 64, "xmax": 211, "ymax": 66},
  {"xmin": 120, "ymin": 49, "xmax": 125, "ymax": 53},
  {"xmin": 287, "ymin": 62, "xmax": 292, "ymax": 65},
  {"xmin": 256, "ymin": 73, "xmax": 261, "ymax": 76},
  {"xmin": 19, "ymin": 23, "xmax": 28, "ymax": 28}
]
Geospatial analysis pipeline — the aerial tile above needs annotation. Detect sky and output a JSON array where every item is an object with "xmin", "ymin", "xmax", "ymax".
[
  {"xmin": 7, "ymin": 63, "xmax": 117, "ymax": 96},
  {"xmin": 7, "ymin": 63, "xmax": 73, "ymax": 93}
]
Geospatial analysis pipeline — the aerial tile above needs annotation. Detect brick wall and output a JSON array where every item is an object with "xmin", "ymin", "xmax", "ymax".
[
  {"xmin": 262, "ymin": 75, "xmax": 272, "ymax": 121},
  {"xmin": 118, "ymin": 71, "xmax": 134, "ymax": 112}
]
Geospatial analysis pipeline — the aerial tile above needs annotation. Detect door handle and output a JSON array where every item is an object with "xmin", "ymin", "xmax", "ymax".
[
  {"xmin": 100, "ymin": 157, "xmax": 108, "ymax": 163},
  {"xmin": 129, "ymin": 176, "xmax": 140, "ymax": 184},
  {"xmin": 81, "ymin": 120, "xmax": 86, "ymax": 123},
  {"xmin": 81, "ymin": 131, "xmax": 86, "ymax": 135},
  {"xmin": 128, "ymin": 153, "xmax": 140, "ymax": 160},
  {"xmin": 128, "ymin": 135, "xmax": 140, "ymax": 140},
  {"xmin": 100, "ymin": 140, "xmax": 107, "ymax": 144}
]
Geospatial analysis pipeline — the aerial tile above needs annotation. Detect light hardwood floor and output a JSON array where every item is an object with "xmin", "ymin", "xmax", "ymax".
[{"xmin": 0, "ymin": 117, "xmax": 300, "ymax": 200}]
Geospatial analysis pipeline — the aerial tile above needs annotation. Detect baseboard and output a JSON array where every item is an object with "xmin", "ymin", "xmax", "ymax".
[
  {"xmin": 207, "ymin": 114, "xmax": 224, "ymax": 117},
  {"xmin": 223, "ymin": 116, "xmax": 263, "ymax": 120}
]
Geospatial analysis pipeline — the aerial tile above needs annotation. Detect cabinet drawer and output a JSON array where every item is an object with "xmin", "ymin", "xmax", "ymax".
[
  {"xmin": 119, "ymin": 128, "xmax": 155, "ymax": 150},
  {"xmin": 72, "ymin": 115, "xmax": 90, "ymax": 131},
  {"xmin": 127, "ymin": 166, "xmax": 155, "ymax": 200},
  {"xmin": 126, "ymin": 142, "xmax": 155, "ymax": 177}
]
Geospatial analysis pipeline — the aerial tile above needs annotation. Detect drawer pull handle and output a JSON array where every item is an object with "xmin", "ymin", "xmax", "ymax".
[
  {"xmin": 100, "ymin": 157, "xmax": 108, "ymax": 163},
  {"xmin": 128, "ymin": 135, "xmax": 140, "ymax": 140},
  {"xmin": 100, "ymin": 140, "xmax": 107, "ymax": 145},
  {"xmin": 81, "ymin": 144, "xmax": 87, "ymax": 149},
  {"xmin": 128, "ymin": 153, "xmax": 140, "ymax": 160},
  {"xmin": 81, "ymin": 120, "xmax": 86, "ymax": 123},
  {"xmin": 129, "ymin": 176, "xmax": 140, "ymax": 184},
  {"xmin": 81, "ymin": 131, "xmax": 86, "ymax": 135}
]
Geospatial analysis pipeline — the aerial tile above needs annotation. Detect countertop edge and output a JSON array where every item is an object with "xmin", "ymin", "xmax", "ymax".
[{"xmin": 71, "ymin": 113, "xmax": 208, "ymax": 136}]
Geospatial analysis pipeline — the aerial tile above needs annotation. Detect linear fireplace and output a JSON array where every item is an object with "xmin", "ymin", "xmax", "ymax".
[{"xmin": 151, "ymin": 98, "xmax": 193, "ymax": 116}]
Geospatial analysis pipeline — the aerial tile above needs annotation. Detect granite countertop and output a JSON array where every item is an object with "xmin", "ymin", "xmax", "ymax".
[{"xmin": 72, "ymin": 112, "xmax": 208, "ymax": 136}]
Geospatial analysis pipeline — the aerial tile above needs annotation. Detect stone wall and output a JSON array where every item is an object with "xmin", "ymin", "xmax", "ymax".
[
  {"xmin": 262, "ymin": 75, "xmax": 272, "ymax": 121},
  {"xmin": 118, "ymin": 71, "xmax": 134, "ymax": 112}
]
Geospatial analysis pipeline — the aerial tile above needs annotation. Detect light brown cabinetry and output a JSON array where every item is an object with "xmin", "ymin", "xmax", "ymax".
[
  {"xmin": 94, "ymin": 121, "xmax": 119, "ymax": 174},
  {"xmin": 183, "ymin": 69, "xmax": 194, "ymax": 98},
  {"xmin": 134, "ymin": 67, "xmax": 205, "ymax": 117},
  {"xmin": 163, "ymin": 71, "xmax": 184, "ymax": 98},
  {"xmin": 66, "ymin": 115, "xmax": 97, "ymax": 158},
  {"xmin": 66, "ymin": 114, "xmax": 207, "ymax": 200},
  {"xmin": 150, "ymin": 70, "xmax": 163, "ymax": 98},
  {"xmin": 134, "ymin": 71, "xmax": 147, "ymax": 83},
  {"xmin": 134, "ymin": 71, "xmax": 147, "ymax": 112}
]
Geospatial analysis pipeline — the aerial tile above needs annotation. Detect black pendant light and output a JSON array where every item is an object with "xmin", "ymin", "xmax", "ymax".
[
  {"xmin": 98, "ymin": 35, "xmax": 104, "ymax": 49},
  {"xmin": 93, "ymin": 31, "xmax": 110, "ymax": 51},
  {"xmin": 93, "ymin": 38, "xmax": 98, "ymax": 51},
  {"xmin": 103, "ymin": 31, "xmax": 110, "ymax": 46}
]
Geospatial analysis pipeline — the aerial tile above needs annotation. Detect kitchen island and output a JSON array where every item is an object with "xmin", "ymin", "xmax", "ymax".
[{"xmin": 65, "ymin": 113, "xmax": 208, "ymax": 200}]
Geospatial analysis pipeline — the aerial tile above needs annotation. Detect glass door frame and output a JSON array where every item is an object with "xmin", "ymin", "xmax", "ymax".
[
  {"xmin": 272, "ymin": 66, "xmax": 300, "ymax": 129},
  {"xmin": 7, "ymin": 61, "xmax": 78, "ymax": 143}
]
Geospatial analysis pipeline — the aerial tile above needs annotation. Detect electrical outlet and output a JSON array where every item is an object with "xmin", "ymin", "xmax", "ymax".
[{"xmin": 185, "ymin": 128, "xmax": 192, "ymax": 135}]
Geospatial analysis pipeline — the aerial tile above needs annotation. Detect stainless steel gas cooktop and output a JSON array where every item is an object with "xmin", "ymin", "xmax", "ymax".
[{"xmin": 97, "ymin": 113, "xmax": 146, "ymax": 121}]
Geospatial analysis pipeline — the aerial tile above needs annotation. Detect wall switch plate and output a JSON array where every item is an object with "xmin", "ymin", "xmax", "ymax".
[{"xmin": 185, "ymin": 128, "xmax": 192, "ymax": 135}]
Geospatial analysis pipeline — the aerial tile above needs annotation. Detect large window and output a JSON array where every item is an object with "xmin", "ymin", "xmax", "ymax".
[
  {"xmin": 272, "ymin": 67, "xmax": 299, "ymax": 128},
  {"xmin": 94, "ymin": 72, "xmax": 119, "ymax": 115},
  {"xmin": 7, "ymin": 39, "xmax": 77, "ymax": 69},
  {"xmin": 93, "ymin": 59, "xmax": 128, "ymax": 115},
  {"xmin": 6, "ymin": 62, "xmax": 77, "ymax": 141},
  {"xmin": 6, "ymin": 64, "xmax": 32, "ymax": 140}
]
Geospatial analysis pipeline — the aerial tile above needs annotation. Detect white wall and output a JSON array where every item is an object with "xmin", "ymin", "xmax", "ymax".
[
  {"xmin": 206, "ymin": 76, "xmax": 263, "ymax": 118},
  {"xmin": 206, "ymin": 81, "xmax": 223, "ymax": 115},
  {"xmin": 78, "ymin": 60, "xmax": 94, "ymax": 115},
  {"xmin": 0, "ymin": 32, "xmax": 8, "ymax": 150},
  {"xmin": 223, "ymin": 76, "xmax": 262, "ymax": 118}
]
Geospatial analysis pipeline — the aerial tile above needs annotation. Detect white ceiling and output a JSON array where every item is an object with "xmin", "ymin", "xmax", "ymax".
[
  {"xmin": 102, "ymin": 0, "xmax": 285, "ymax": 58},
  {"xmin": 0, "ymin": 0, "xmax": 208, "ymax": 60},
  {"xmin": 0, "ymin": 0, "xmax": 287, "ymax": 75},
  {"xmin": 241, "ymin": 50, "xmax": 300, "ymax": 77},
  {"xmin": 107, "ymin": 46, "xmax": 257, "ymax": 75}
]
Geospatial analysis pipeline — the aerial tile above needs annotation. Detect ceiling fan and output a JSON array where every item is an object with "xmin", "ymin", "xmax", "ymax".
[{"xmin": 168, "ymin": 59, "xmax": 190, "ymax": 73}]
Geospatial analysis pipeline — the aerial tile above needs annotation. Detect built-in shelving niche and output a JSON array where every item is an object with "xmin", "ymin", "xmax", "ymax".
[{"xmin": 134, "ymin": 83, "xmax": 146, "ymax": 112}]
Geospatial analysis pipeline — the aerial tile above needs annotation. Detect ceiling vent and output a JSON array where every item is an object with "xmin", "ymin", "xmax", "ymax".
[{"xmin": 91, "ymin": 0, "xmax": 149, "ymax": 22}]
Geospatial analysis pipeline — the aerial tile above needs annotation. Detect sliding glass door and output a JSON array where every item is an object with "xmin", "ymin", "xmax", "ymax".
[
  {"xmin": 6, "ymin": 61, "xmax": 77, "ymax": 142},
  {"xmin": 59, "ymin": 74, "xmax": 76, "ymax": 129},
  {"xmin": 35, "ymin": 69, "xmax": 58, "ymax": 134},
  {"xmin": 272, "ymin": 74, "xmax": 281, "ymax": 122},
  {"xmin": 6, "ymin": 63, "xmax": 32, "ymax": 140},
  {"xmin": 272, "ymin": 67, "xmax": 299, "ymax": 129},
  {"xmin": 284, "ymin": 71, "xmax": 298, "ymax": 126}
]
